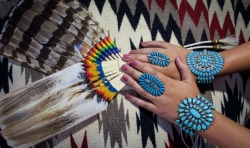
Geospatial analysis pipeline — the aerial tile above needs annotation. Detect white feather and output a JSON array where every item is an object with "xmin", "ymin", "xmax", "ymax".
[{"xmin": 0, "ymin": 63, "xmax": 108, "ymax": 148}]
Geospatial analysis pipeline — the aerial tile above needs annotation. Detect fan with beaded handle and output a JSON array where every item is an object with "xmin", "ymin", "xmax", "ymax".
[
  {"xmin": 0, "ymin": 37, "xmax": 125, "ymax": 148},
  {"xmin": 0, "ymin": 0, "xmax": 125, "ymax": 147}
]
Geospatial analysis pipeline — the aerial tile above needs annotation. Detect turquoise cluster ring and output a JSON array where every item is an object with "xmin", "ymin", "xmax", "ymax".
[
  {"xmin": 138, "ymin": 73, "xmax": 165, "ymax": 96},
  {"xmin": 186, "ymin": 50, "xmax": 224, "ymax": 83},
  {"xmin": 176, "ymin": 95, "xmax": 215, "ymax": 136},
  {"xmin": 148, "ymin": 51, "xmax": 170, "ymax": 67}
]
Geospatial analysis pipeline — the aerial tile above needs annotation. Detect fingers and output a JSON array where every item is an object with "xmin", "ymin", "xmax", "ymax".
[
  {"xmin": 131, "ymin": 60, "xmax": 168, "ymax": 82},
  {"xmin": 121, "ymin": 72, "xmax": 154, "ymax": 100},
  {"xmin": 125, "ymin": 93, "xmax": 157, "ymax": 112},
  {"xmin": 128, "ymin": 48, "xmax": 164, "ymax": 54},
  {"xmin": 121, "ymin": 64, "xmax": 141, "ymax": 80},
  {"xmin": 122, "ymin": 60, "xmax": 173, "ymax": 88},
  {"xmin": 141, "ymin": 41, "xmax": 170, "ymax": 49},
  {"xmin": 175, "ymin": 56, "xmax": 193, "ymax": 82},
  {"xmin": 121, "ymin": 64, "xmax": 161, "ymax": 100},
  {"xmin": 123, "ymin": 53, "xmax": 149, "ymax": 63}
]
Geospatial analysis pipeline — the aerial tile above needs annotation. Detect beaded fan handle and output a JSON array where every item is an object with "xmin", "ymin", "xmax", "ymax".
[{"xmin": 75, "ymin": 37, "xmax": 125, "ymax": 101}]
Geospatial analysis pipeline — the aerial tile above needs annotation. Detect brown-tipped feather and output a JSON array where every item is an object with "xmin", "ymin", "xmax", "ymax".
[{"xmin": 0, "ymin": 0, "xmax": 107, "ymax": 74}]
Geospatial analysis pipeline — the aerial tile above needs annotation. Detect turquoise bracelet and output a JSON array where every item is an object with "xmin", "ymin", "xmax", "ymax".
[
  {"xmin": 176, "ymin": 95, "xmax": 215, "ymax": 136},
  {"xmin": 186, "ymin": 50, "xmax": 224, "ymax": 83}
]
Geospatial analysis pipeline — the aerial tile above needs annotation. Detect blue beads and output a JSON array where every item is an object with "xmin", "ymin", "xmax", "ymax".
[
  {"xmin": 148, "ymin": 52, "xmax": 170, "ymax": 67},
  {"xmin": 186, "ymin": 50, "xmax": 224, "ymax": 83},
  {"xmin": 190, "ymin": 109, "xmax": 200, "ymax": 118},
  {"xmin": 139, "ymin": 73, "xmax": 165, "ymax": 96},
  {"xmin": 176, "ymin": 95, "xmax": 215, "ymax": 136}
]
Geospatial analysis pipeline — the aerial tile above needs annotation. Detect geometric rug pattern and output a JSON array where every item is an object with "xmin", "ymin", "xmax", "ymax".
[{"xmin": 0, "ymin": 0, "xmax": 250, "ymax": 147}]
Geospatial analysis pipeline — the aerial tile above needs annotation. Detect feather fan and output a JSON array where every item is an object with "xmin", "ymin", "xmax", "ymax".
[{"xmin": 0, "ymin": 0, "xmax": 125, "ymax": 147}]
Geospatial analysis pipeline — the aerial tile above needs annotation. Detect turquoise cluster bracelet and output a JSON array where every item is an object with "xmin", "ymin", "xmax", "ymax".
[
  {"xmin": 186, "ymin": 50, "xmax": 224, "ymax": 83},
  {"xmin": 176, "ymin": 95, "xmax": 215, "ymax": 136}
]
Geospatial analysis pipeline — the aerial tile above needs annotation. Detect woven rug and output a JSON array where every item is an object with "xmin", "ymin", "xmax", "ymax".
[{"xmin": 0, "ymin": 0, "xmax": 250, "ymax": 148}]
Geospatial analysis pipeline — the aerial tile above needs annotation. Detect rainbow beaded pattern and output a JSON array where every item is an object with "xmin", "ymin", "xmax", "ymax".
[
  {"xmin": 186, "ymin": 50, "xmax": 224, "ymax": 83},
  {"xmin": 176, "ymin": 95, "xmax": 215, "ymax": 136},
  {"xmin": 148, "ymin": 52, "xmax": 170, "ymax": 67},
  {"xmin": 139, "ymin": 73, "xmax": 165, "ymax": 96},
  {"xmin": 75, "ymin": 36, "xmax": 125, "ymax": 101}
]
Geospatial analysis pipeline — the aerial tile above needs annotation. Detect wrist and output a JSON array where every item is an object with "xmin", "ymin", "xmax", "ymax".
[
  {"xmin": 216, "ymin": 50, "xmax": 233, "ymax": 77},
  {"xmin": 217, "ymin": 42, "xmax": 250, "ymax": 76}
]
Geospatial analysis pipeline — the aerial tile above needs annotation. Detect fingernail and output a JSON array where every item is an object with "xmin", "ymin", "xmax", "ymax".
[
  {"xmin": 141, "ymin": 42, "xmax": 145, "ymax": 46},
  {"xmin": 125, "ymin": 93, "xmax": 132, "ymax": 100},
  {"xmin": 131, "ymin": 60, "xmax": 138, "ymax": 67},
  {"xmin": 121, "ymin": 64, "xmax": 129, "ymax": 71},
  {"xmin": 123, "ymin": 54, "xmax": 131, "ymax": 60},
  {"xmin": 122, "ymin": 74, "xmax": 129, "ymax": 82},
  {"xmin": 129, "ymin": 50, "xmax": 136, "ymax": 54}
]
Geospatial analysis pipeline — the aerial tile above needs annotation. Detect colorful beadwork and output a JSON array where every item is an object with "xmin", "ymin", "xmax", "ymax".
[
  {"xmin": 176, "ymin": 95, "xmax": 215, "ymax": 136},
  {"xmin": 186, "ymin": 50, "xmax": 224, "ymax": 83},
  {"xmin": 212, "ymin": 39, "xmax": 219, "ymax": 44},
  {"xmin": 75, "ymin": 36, "xmax": 123, "ymax": 101},
  {"xmin": 148, "ymin": 52, "xmax": 170, "ymax": 67},
  {"xmin": 139, "ymin": 73, "xmax": 165, "ymax": 96}
]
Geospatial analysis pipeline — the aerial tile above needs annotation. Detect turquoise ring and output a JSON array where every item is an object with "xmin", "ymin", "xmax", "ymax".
[
  {"xmin": 138, "ymin": 73, "xmax": 165, "ymax": 96},
  {"xmin": 148, "ymin": 52, "xmax": 170, "ymax": 67}
]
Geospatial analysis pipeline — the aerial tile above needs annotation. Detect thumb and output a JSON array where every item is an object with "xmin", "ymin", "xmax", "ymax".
[{"xmin": 175, "ymin": 56, "xmax": 193, "ymax": 82}]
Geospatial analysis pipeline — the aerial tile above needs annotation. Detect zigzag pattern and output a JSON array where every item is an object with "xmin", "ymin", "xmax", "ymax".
[
  {"xmin": 21, "ymin": 66, "xmax": 44, "ymax": 85},
  {"xmin": 208, "ymin": 0, "xmax": 235, "ymax": 39},
  {"xmin": 136, "ymin": 107, "xmax": 158, "ymax": 148},
  {"xmin": 222, "ymin": 81, "xmax": 244, "ymax": 123},
  {"xmin": 180, "ymin": 11, "xmax": 209, "ymax": 44},
  {"xmin": 209, "ymin": 12, "xmax": 235, "ymax": 39},
  {"xmin": 178, "ymin": 0, "xmax": 209, "ymax": 27},
  {"xmin": 116, "ymin": 0, "xmax": 150, "ymax": 31},
  {"xmin": 234, "ymin": 0, "xmax": 250, "ymax": 27},
  {"xmin": 1, "ymin": 0, "xmax": 250, "ymax": 148},
  {"xmin": 208, "ymin": 0, "xmax": 235, "ymax": 26},
  {"xmin": 234, "ymin": 0, "xmax": 250, "ymax": 42},
  {"xmin": 70, "ymin": 131, "xmax": 88, "ymax": 148},
  {"xmin": 149, "ymin": 0, "xmax": 182, "ymax": 44},
  {"xmin": 0, "ymin": 57, "xmax": 12, "ymax": 94},
  {"xmin": 148, "ymin": 0, "xmax": 167, "ymax": 11},
  {"xmin": 151, "ymin": 14, "xmax": 182, "ymax": 44},
  {"xmin": 98, "ymin": 98, "xmax": 129, "ymax": 148}
]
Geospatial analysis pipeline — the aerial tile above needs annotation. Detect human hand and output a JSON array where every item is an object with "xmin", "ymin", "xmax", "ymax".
[
  {"xmin": 121, "ymin": 56, "xmax": 200, "ymax": 123},
  {"xmin": 123, "ymin": 41, "xmax": 196, "ymax": 81}
]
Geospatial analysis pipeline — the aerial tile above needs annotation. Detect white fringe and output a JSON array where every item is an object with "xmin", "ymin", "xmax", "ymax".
[
  {"xmin": 184, "ymin": 35, "xmax": 238, "ymax": 50},
  {"xmin": 219, "ymin": 35, "xmax": 238, "ymax": 46}
]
